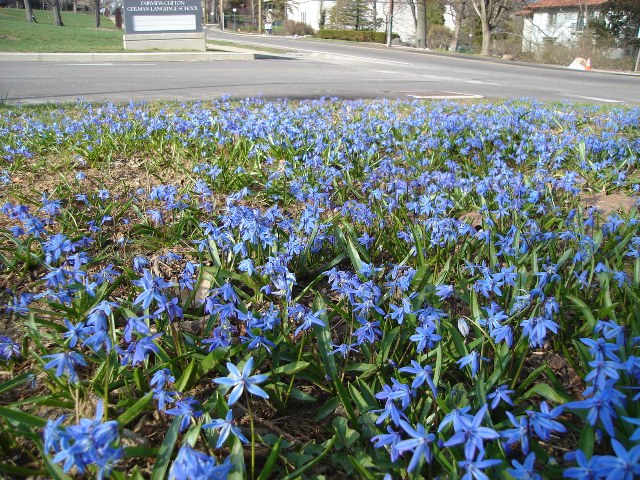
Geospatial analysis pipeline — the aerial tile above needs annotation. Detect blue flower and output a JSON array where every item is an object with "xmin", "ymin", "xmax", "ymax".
[
  {"xmin": 592, "ymin": 439, "xmax": 640, "ymax": 480},
  {"xmin": 371, "ymin": 426, "xmax": 402, "ymax": 461},
  {"xmin": 43, "ymin": 400, "xmax": 122, "ymax": 480},
  {"xmin": 456, "ymin": 350, "xmax": 489, "ymax": 378},
  {"xmin": 409, "ymin": 322, "xmax": 442, "ymax": 352},
  {"xmin": 520, "ymin": 315, "xmax": 558, "ymax": 348},
  {"xmin": 459, "ymin": 454, "xmax": 502, "ymax": 480},
  {"xmin": 621, "ymin": 416, "xmax": 640, "ymax": 442},
  {"xmin": 43, "ymin": 351, "xmax": 87, "ymax": 383},
  {"xmin": 398, "ymin": 360, "xmax": 437, "ymax": 398},
  {"xmin": 329, "ymin": 342, "xmax": 359, "ymax": 358},
  {"xmin": 443, "ymin": 404, "xmax": 499, "ymax": 461},
  {"xmin": 566, "ymin": 387, "xmax": 624, "ymax": 437},
  {"xmin": 508, "ymin": 452, "xmax": 540, "ymax": 480},
  {"xmin": 213, "ymin": 357, "xmax": 269, "ymax": 406},
  {"xmin": 203, "ymin": 410, "xmax": 248, "ymax": 448},
  {"xmin": 293, "ymin": 309, "xmax": 326, "ymax": 337},
  {"xmin": 395, "ymin": 420, "xmax": 435, "ymax": 472},
  {"xmin": 526, "ymin": 401, "xmax": 566, "ymax": 441},
  {"xmin": 164, "ymin": 398, "xmax": 203, "ymax": 432},
  {"xmin": 169, "ymin": 445, "xmax": 232, "ymax": 480},
  {"xmin": 0, "ymin": 335, "xmax": 20, "ymax": 361},
  {"xmin": 132, "ymin": 269, "xmax": 173, "ymax": 310},
  {"xmin": 563, "ymin": 449, "xmax": 599, "ymax": 479},
  {"xmin": 486, "ymin": 385, "xmax": 515, "ymax": 409}
]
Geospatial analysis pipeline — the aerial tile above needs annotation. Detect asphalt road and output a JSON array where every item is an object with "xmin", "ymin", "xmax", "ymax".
[{"xmin": 1, "ymin": 29, "xmax": 639, "ymax": 105}]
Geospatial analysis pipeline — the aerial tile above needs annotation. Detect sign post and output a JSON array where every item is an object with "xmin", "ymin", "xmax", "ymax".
[
  {"xmin": 635, "ymin": 26, "xmax": 640, "ymax": 72},
  {"xmin": 123, "ymin": 0, "xmax": 206, "ymax": 50}
]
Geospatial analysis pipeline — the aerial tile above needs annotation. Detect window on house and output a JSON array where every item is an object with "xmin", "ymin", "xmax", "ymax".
[{"xmin": 548, "ymin": 13, "xmax": 557, "ymax": 27}]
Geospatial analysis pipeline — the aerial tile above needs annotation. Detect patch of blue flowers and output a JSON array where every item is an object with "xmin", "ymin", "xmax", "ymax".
[{"xmin": 0, "ymin": 98, "xmax": 638, "ymax": 479}]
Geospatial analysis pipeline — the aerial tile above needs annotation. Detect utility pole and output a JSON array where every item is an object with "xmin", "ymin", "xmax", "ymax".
[
  {"xmin": 258, "ymin": 0, "xmax": 262, "ymax": 33},
  {"xmin": 636, "ymin": 26, "xmax": 640, "ymax": 72},
  {"xmin": 220, "ymin": 0, "xmax": 224, "ymax": 30},
  {"xmin": 386, "ymin": 0, "xmax": 394, "ymax": 46}
]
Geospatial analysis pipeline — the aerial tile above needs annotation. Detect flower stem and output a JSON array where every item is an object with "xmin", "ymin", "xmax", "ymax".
[{"xmin": 246, "ymin": 393, "xmax": 256, "ymax": 480}]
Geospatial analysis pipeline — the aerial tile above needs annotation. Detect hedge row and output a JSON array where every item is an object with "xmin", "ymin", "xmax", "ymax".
[{"xmin": 315, "ymin": 29, "xmax": 398, "ymax": 43}]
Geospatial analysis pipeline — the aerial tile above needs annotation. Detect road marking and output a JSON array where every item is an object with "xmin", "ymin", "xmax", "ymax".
[
  {"xmin": 464, "ymin": 79, "xmax": 501, "ymax": 86},
  {"xmin": 406, "ymin": 91, "xmax": 484, "ymax": 99},
  {"xmin": 64, "ymin": 63, "xmax": 157, "ymax": 66},
  {"xmin": 564, "ymin": 94, "xmax": 622, "ymax": 103}
]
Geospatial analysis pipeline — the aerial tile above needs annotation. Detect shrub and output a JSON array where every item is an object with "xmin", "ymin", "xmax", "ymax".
[
  {"xmin": 281, "ymin": 19, "xmax": 315, "ymax": 36},
  {"xmin": 427, "ymin": 24, "xmax": 454, "ymax": 50},
  {"xmin": 316, "ymin": 28, "xmax": 397, "ymax": 43}
]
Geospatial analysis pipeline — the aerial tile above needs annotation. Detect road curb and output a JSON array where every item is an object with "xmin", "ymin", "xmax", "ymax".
[{"xmin": 0, "ymin": 51, "xmax": 255, "ymax": 62}]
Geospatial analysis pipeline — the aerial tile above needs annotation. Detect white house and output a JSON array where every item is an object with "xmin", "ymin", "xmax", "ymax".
[
  {"xmin": 519, "ymin": 0, "xmax": 607, "ymax": 52},
  {"xmin": 287, "ymin": 0, "xmax": 418, "ymax": 43}
]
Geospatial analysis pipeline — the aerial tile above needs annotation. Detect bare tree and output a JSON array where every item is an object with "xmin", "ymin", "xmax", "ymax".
[
  {"xmin": 446, "ymin": 0, "xmax": 466, "ymax": 51},
  {"xmin": 52, "ymin": 0, "xmax": 64, "ymax": 26},
  {"xmin": 470, "ymin": 0, "xmax": 508, "ymax": 55},
  {"xmin": 415, "ymin": 0, "xmax": 427, "ymax": 47},
  {"xmin": 95, "ymin": 0, "xmax": 101, "ymax": 27},
  {"xmin": 23, "ymin": 0, "xmax": 35, "ymax": 22}
]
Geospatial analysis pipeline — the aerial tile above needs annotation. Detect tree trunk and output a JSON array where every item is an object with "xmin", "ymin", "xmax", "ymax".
[
  {"xmin": 386, "ymin": 0, "xmax": 394, "ymax": 46},
  {"xmin": 53, "ymin": 0, "xmax": 64, "ymax": 26},
  {"xmin": 23, "ymin": 0, "xmax": 35, "ymax": 22},
  {"xmin": 449, "ymin": 0, "xmax": 463, "ymax": 51},
  {"xmin": 95, "ymin": 0, "xmax": 101, "ymax": 27},
  {"xmin": 480, "ymin": 15, "xmax": 490, "ymax": 55},
  {"xmin": 415, "ymin": 0, "xmax": 426, "ymax": 48},
  {"xmin": 372, "ymin": 0, "xmax": 376, "ymax": 31}
]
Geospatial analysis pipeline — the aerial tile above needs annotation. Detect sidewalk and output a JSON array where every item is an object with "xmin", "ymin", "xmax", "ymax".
[{"xmin": 0, "ymin": 51, "xmax": 256, "ymax": 62}]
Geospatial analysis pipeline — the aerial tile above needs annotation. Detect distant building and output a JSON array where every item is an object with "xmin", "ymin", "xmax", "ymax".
[
  {"xmin": 518, "ymin": 0, "xmax": 607, "ymax": 51},
  {"xmin": 287, "ymin": 0, "xmax": 418, "ymax": 43}
]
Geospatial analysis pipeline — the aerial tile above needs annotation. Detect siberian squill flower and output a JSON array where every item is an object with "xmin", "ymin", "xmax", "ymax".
[
  {"xmin": 395, "ymin": 420, "xmax": 436, "ymax": 472},
  {"xmin": 443, "ymin": 404, "xmax": 499, "ymax": 461},
  {"xmin": 169, "ymin": 445, "xmax": 232, "ymax": 480},
  {"xmin": 203, "ymin": 410, "xmax": 248, "ymax": 448},
  {"xmin": 0, "ymin": 335, "xmax": 20, "ymax": 361},
  {"xmin": 213, "ymin": 357, "xmax": 269, "ymax": 406},
  {"xmin": 43, "ymin": 400, "xmax": 122, "ymax": 480}
]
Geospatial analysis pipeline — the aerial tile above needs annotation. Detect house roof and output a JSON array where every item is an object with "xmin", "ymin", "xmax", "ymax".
[{"xmin": 517, "ymin": 0, "xmax": 608, "ymax": 15}]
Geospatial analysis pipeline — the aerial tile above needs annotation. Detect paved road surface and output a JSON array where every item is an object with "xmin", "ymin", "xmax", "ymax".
[{"xmin": 2, "ymin": 30, "xmax": 638, "ymax": 104}]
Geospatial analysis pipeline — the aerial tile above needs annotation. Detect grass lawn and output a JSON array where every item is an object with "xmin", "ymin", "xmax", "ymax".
[{"xmin": 0, "ymin": 7, "xmax": 124, "ymax": 52}]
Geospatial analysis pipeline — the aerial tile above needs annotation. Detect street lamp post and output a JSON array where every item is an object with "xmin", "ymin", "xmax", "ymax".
[
  {"xmin": 219, "ymin": 0, "xmax": 224, "ymax": 31},
  {"xmin": 232, "ymin": 7, "xmax": 237, "ymax": 31}
]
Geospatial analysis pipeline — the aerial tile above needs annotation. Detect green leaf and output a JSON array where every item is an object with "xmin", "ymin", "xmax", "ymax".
[
  {"xmin": 348, "ymin": 455, "xmax": 376, "ymax": 480},
  {"xmin": 317, "ymin": 396, "xmax": 339, "ymax": 421},
  {"xmin": 270, "ymin": 361, "xmax": 310, "ymax": 376},
  {"xmin": 522, "ymin": 383, "xmax": 571, "ymax": 405},
  {"xmin": 257, "ymin": 436, "xmax": 282, "ymax": 480},
  {"xmin": 151, "ymin": 415, "xmax": 182, "ymax": 480},
  {"xmin": 579, "ymin": 423, "xmax": 595, "ymax": 458},
  {"xmin": 117, "ymin": 392, "xmax": 153, "ymax": 427},
  {"xmin": 565, "ymin": 295, "xmax": 596, "ymax": 334},
  {"xmin": 0, "ymin": 406, "xmax": 47, "ymax": 428},
  {"xmin": 201, "ymin": 346, "xmax": 232, "ymax": 374},
  {"xmin": 344, "ymin": 362, "xmax": 377, "ymax": 374},
  {"xmin": 175, "ymin": 358, "xmax": 198, "ymax": 392},
  {"xmin": 289, "ymin": 387, "xmax": 316, "ymax": 402},
  {"xmin": 312, "ymin": 294, "xmax": 337, "ymax": 381},
  {"xmin": 0, "ymin": 373, "xmax": 34, "ymax": 396},
  {"xmin": 228, "ymin": 434, "xmax": 245, "ymax": 480},
  {"xmin": 332, "ymin": 416, "xmax": 360, "ymax": 449},
  {"xmin": 124, "ymin": 446, "xmax": 160, "ymax": 458}
]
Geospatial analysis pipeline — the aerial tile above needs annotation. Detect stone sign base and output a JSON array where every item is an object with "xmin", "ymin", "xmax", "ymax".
[{"xmin": 123, "ymin": 32, "xmax": 206, "ymax": 51}]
